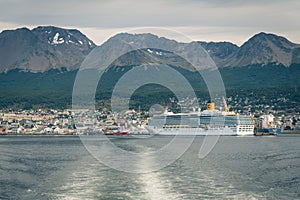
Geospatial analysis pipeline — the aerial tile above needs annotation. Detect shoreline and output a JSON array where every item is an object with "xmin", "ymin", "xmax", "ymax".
[
  {"xmin": 281, "ymin": 130, "xmax": 300, "ymax": 134},
  {"xmin": 0, "ymin": 134, "xmax": 78, "ymax": 136},
  {"xmin": 1, "ymin": 132, "xmax": 300, "ymax": 137}
]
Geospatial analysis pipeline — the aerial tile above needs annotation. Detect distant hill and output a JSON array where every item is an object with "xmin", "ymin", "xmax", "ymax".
[
  {"xmin": 197, "ymin": 41, "xmax": 239, "ymax": 67},
  {"xmin": 0, "ymin": 64, "xmax": 299, "ymax": 109},
  {"xmin": 223, "ymin": 32, "xmax": 300, "ymax": 67},
  {"xmin": 0, "ymin": 26, "xmax": 96, "ymax": 72}
]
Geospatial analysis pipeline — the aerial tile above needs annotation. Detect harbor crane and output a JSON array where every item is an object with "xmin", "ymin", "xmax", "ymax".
[{"xmin": 222, "ymin": 96, "xmax": 230, "ymax": 112}]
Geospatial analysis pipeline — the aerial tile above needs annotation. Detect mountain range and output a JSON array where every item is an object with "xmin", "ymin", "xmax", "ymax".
[
  {"xmin": 0, "ymin": 26, "xmax": 300, "ymax": 73},
  {"xmin": 198, "ymin": 32, "xmax": 300, "ymax": 68},
  {"xmin": 0, "ymin": 26, "xmax": 299, "ymax": 109},
  {"xmin": 101, "ymin": 32, "xmax": 300, "ymax": 70}
]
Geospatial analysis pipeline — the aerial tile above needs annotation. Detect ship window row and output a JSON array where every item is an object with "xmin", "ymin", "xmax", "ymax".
[
  {"xmin": 239, "ymin": 128, "xmax": 253, "ymax": 132},
  {"xmin": 150, "ymin": 116, "xmax": 253, "ymax": 126}
]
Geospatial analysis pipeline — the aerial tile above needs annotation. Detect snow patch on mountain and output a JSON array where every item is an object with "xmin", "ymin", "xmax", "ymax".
[
  {"xmin": 147, "ymin": 49, "xmax": 153, "ymax": 53},
  {"xmin": 52, "ymin": 33, "xmax": 64, "ymax": 45},
  {"xmin": 147, "ymin": 49, "xmax": 164, "ymax": 56}
]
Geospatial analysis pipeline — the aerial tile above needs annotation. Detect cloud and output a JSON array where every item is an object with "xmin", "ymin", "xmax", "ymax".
[
  {"xmin": 0, "ymin": 0, "xmax": 298, "ymax": 27},
  {"xmin": 0, "ymin": 0, "xmax": 299, "ymax": 45}
]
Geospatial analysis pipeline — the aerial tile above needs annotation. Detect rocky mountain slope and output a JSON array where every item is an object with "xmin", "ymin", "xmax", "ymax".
[
  {"xmin": 224, "ymin": 32, "xmax": 300, "ymax": 67},
  {"xmin": 0, "ymin": 26, "xmax": 299, "ymax": 73},
  {"xmin": 88, "ymin": 32, "xmax": 300, "ymax": 71},
  {"xmin": 0, "ymin": 26, "xmax": 96, "ymax": 72},
  {"xmin": 0, "ymin": 27, "xmax": 299, "ymax": 109}
]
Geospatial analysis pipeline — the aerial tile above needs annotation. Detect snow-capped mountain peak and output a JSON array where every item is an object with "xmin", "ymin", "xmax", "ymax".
[{"xmin": 0, "ymin": 26, "xmax": 96, "ymax": 72}]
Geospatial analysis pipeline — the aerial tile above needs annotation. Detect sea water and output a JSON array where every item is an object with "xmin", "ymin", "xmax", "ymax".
[{"xmin": 0, "ymin": 135, "xmax": 299, "ymax": 199}]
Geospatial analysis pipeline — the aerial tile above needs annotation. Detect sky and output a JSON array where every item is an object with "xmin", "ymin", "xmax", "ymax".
[{"xmin": 0, "ymin": 0, "xmax": 299, "ymax": 46}]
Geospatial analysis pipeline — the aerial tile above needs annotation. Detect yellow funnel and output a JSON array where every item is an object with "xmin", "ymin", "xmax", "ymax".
[{"xmin": 207, "ymin": 102, "xmax": 215, "ymax": 110}]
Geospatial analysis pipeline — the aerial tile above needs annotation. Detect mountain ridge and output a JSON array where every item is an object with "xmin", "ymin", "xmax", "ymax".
[
  {"xmin": 0, "ymin": 28, "xmax": 299, "ymax": 109},
  {"xmin": 0, "ymin": 26, "xmax": 96, "ymax": 72},
  {"xmin": 92, "ymin": 31, "xmax": 300, "ymax": 70},
  {"xmin": 224, "ymin": 32, "xmax": 300, "ymax": 67},
  {"xmin": 0, "ymin": 26, "xmax": 300, "ymax": 73}
]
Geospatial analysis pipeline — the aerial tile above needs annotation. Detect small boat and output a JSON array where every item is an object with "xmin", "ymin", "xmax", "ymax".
[
  {"xmin": 103, "ymin": 126, "xmax": 129, "ymax": 136},
  {"xmin": 113, "ymin": 131, "xmax": 128, "ymax": 136},
  {"xmin": 255, "ymin": 128, "xmax": 281, "ymax": 136}
]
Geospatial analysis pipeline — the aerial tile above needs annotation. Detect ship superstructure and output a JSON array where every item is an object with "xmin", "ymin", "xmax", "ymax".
[{"xmin": 255, "ymin": 114, "xmax": 281, "ymax": 135}]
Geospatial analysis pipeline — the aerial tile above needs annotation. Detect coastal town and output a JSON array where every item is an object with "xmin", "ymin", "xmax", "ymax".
[
  {"xmin": 0, "ymin": 96, "xmax": 299, "ymax": 135},
  {"xmin": 0, "ymin": 108, "xmax": 149, "ymax": 135}
]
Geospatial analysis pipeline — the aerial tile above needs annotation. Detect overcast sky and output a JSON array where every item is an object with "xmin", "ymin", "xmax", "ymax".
[{"xmin": 0, "ymin": 0, "xmax": 299, "ymax": 46}]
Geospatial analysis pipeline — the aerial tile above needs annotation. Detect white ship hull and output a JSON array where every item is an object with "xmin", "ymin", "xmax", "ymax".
[{"xmin": 147, "ymin": 126, "xmax": 254, "ymax": 136}]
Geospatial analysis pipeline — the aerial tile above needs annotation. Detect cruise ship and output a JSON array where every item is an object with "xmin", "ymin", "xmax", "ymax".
[{"xmin": 147, "ymin": 101, "xmax": 254, "ymax": 136}]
